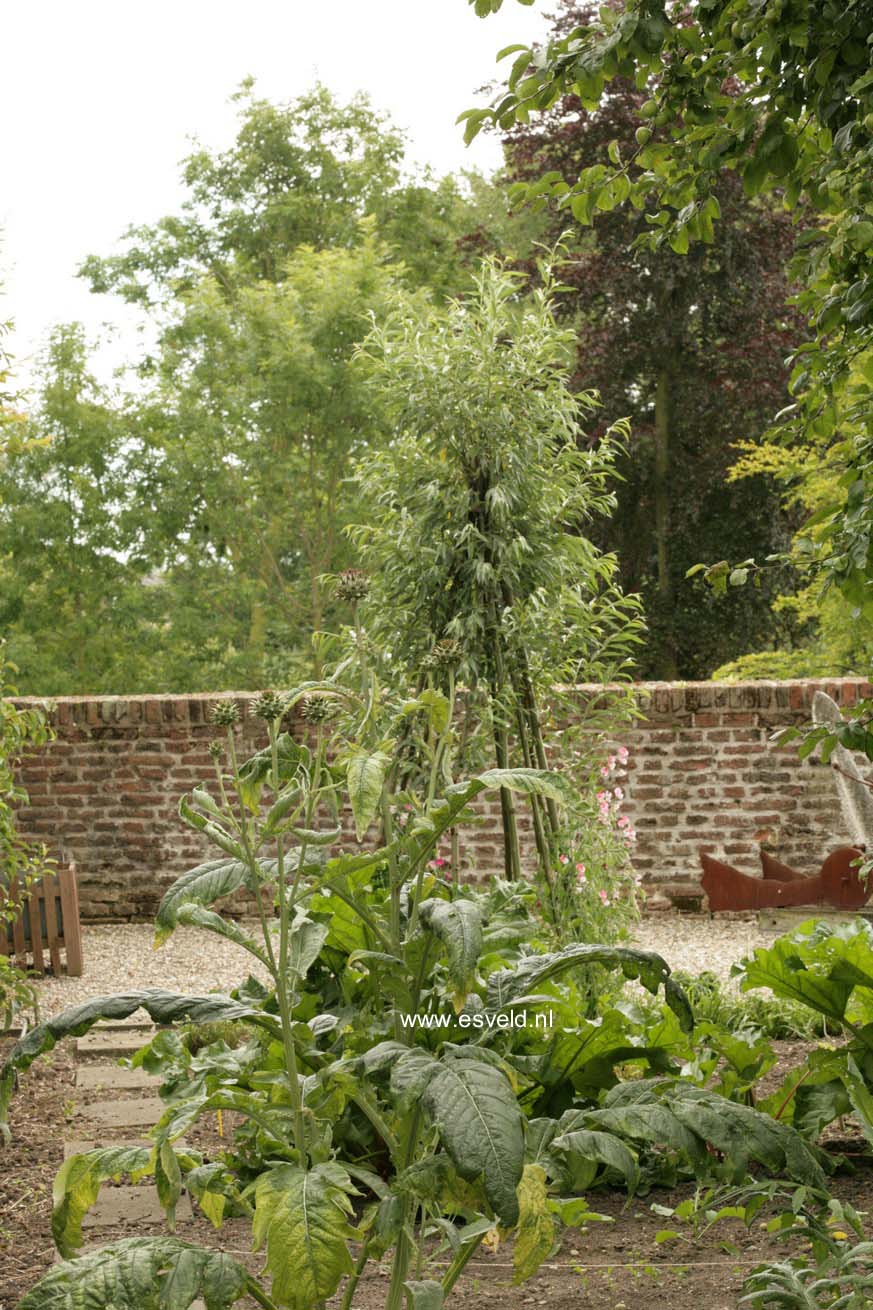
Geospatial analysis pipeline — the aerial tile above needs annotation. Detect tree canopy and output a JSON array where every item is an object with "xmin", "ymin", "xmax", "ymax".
[
  {"xmin": 0, "ymin": 86, "xmax": 511, "ymax": 693},
  {"xmin": 498, "ymin": 1, "xmax": 804, "ymax": 678},
  {"xmin": 468, "ymin": 0, "xmax": 873, "ymax": 640}
]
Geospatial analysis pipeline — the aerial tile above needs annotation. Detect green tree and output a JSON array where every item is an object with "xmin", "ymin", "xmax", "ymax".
[
  {"xmin": 351, "ymin": 257, "xmax": 643, "ymax": 879},
  {"xmin": 81, "ymin": 81, "xmax": 489, "ymax": 307},
  {"xmin": 0, "ymin": 325, "xmax": 162, "ymax": 692},
  {"xmin": 5, "ymin": 87, "xmax": 513, "ymax": 694},
  {"xmin": 466, "ymin": 0, "xmax": 873, "ymax": 643},
  {"xmin": 135, "ymin": 235, "xmax": 401, "ymax": 688},
  {"xmin": 498, "ymin": 1, "xmax": 804, "ymax": 679}
]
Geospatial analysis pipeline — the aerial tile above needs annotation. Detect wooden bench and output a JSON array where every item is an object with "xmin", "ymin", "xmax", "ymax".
[{"xmin": 2, "ymin": 863, "xmax": 83, "ymax": 977}]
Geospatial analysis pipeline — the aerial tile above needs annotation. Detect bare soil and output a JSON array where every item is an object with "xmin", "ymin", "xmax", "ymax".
[{"xmin": 2, "ymin": 1035, "xmax": 872, "ymax": 1310}]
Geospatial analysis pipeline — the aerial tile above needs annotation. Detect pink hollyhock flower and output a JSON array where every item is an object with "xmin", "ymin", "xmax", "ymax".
[
  {"xmin": 600, "ymin": 764, "xmax": 610, "ymax": 779},
  {"xmin": 576, "ymin": 862, "xmax": 586, "ymax": 874},
  {"xmin": 617, "ymin": 814, "xmax": 630, "ymax": 829},
  {"xmin": 598, "ymin": 889, "xmax": 610, "ymax": 906},
  {"xmin": 596, "ymin": 790, "xmax": 609, "ymax": 805},
  {"xmin": 617, "ymin": 746, "xmax": 629, "ymax": 764},
  {"xmin": 613, "ymin": 786, "xmax": 624, "ymax": 801},
  {"xmin": 558, "ymin": 854, "xmax": 569, "ymax": 865}
]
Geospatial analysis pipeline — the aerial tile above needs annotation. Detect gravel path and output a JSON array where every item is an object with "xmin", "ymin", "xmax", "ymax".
[
  {"xmin": 34, "ymin": 924, "xmax": 271, "ymax": 1019},
  {"xmin": 632, "ymin": 915, "xmax": 780, "ymax": 985},
  {"xmin": 29, "ymin": 915, "xmax": 780, "ymax": 1019}
]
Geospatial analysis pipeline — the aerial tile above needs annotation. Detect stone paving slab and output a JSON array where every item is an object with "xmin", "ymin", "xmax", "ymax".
[
  {"xmin": 81, "ymin": 1184, "xmax": 193, "ymax": 1229},
  {"xmin": 76, "ymin": 1030, "xmax": 154, "ymax": 1057},
  {"xmin": 64, "ymin": 1136, "xmax": 189, "ymax": 1158},
  {"xmin": 75, "ymin": 1097, "xmax": 161, "ymax": 1130},
  {"xmin": 64, "ymin": 1137, "xmax": 152, "ymax": 1158},
  {"xmin": 76, "ymin": 1063, "xmax": 158, "ymax": 1091}
]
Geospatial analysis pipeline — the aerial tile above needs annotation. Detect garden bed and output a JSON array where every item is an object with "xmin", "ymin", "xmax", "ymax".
[{"xmin": 2, "ymin": 1037, "xmax": 872, "ymax": 1310}]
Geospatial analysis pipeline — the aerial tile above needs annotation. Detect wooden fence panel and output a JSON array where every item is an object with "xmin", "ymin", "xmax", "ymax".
[{"xmin": 1, "ymin": 865, "xmax": 83, "ymax": 977}]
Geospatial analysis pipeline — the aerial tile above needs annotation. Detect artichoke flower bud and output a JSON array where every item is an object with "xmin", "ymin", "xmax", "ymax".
[
  {"xmin": 300, "ymin": 692, "xmax": 336, "ymax": 724},
  {"xmin": 210, "ymin": 700, "xmax": 240, "ymax": 727},
  {"xmin": 251, "ymin": 690, "xmax": 287, "ymax": 722},
  {"xmin": 207, "ymin": 739, "xmax": 224, "ymax": 761},
  {"xmin": 335, "ymin": 568, "xmax": 371, "ymax": 603},
  {"xmin": 423, "ymin": 638, "xmax": 462, "ymax": 670}
]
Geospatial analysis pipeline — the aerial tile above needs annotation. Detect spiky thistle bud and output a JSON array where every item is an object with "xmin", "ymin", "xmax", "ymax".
[
  {"xmin": 251, "ymin": 690, "xmax": 287, "ymax": 722},
  {"xmin": 335, "ymin": 568, "xmax": 370, "ymax": 604},
  {"xmin": 300, "ymin": 692, "xmax": 336, "ymax": 724},
  {"xmin": 210, "ymin": 700, "xmax": 240, "ymax": 727},
  {"xmin": 208, "ymin": 739, "xmax": 224, "ymax": 761},
  {"xmin": 422, "ymin": 638, "xmax": 462, "ymax": 670}
]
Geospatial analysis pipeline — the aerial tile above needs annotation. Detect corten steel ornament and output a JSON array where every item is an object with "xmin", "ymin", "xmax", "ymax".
[{"xmin": 700, "ymin": 846, "xmax": 870, "ymax": 912}]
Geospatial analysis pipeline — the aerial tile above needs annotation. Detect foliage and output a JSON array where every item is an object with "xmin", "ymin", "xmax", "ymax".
[
  {"xmin": 0, "ymin": 326, "xmax": 166, "ymax": 692},
  {"xmin": 3, "ymin": 86, "xmax": 514, "ymax": 695},
  {"xmin": 712, "ymin": 430, "xmax": 873, "ymax": 681},
  {"xmin": 533, "ymin": 745, "xmax": 641, "ymax": 997},
  {"xmin": 736, "ymin": 918, "xmax": 873, "ymax": 1141},
  {"xmin": 742, "ymin": 1240, "xmax": 873, "ymax": 1310},
  {"xmin": 17, "ymin": 1237, "xmax": 258, "ymax": 1310},
  {"xmin": 3, "ymin": 630, "xmax": 823, "ymax": 1309},
  {"xmin": 669, "ymin": 970, "xmax": 832, "ymax": 1043},
  {"xmin": 0, "ymin": 647, "xmax": 53, "ymax": 922},
  {"xmin": 80, "ymin": 82, "xmax": 479, "ymax": 306},
  {"xmin": 651, "ymin": 1178, "xmax": 872, "ymax": 1309},
  {"xmin": 1, "ymin": 633, "xmax": 706, "ymax": 1310},
  {"xmin": 497, "ymin": 1, "xmax": 802, "ymax": 679},
  {"xmin": 351, "ymin": 255, "xmax": 643, "ymax": 882},
  {"xmin": 468, "ymin": 0, "xmax": 873, "ymax": 664},
  {"xmin": 0, "ymin": 954, "xmax": 38, "ymax": 1032}
]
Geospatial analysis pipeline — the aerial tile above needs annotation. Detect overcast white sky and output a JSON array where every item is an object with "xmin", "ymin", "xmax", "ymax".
[{"xmin": 1, "ymin": 0, "xmax": 549, "ymax": 386}]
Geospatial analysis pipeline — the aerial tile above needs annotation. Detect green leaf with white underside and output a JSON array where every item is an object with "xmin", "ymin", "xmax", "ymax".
[
  {"xmin": 421, "ymin": 1054, "xmax": 525, "ymax": 1226},
  {"xmin": 52, "ymin": 1146, "xmax": 154, "ymax": 1256},
  {"xmin": 404, "ymin": 1280, "xmax": 445, "ymax": 1309},
  {"xmin": 0, "ymin": 990, "xmax": 281, "ymax": 1127},
  {"xmin": 419, "ymin": 898, "xmax": 482, "ymax": 1005},
  {"xmin": 154, "ymin": 857, "xmax": 279, "ymax": 944},
  {"xmin": 18, "ymin": 1237, "xmax": 252, "ymax": 1309},
  {"xmin": 486, "ymin": 943, "xmax": 693, "ymax": 1032},
  {"xmin": 347, "ymin": 749, "xmax": 391, "ymax": 839},
  {"xmin": 286, "ymin": 915, "xmax": 329, "ymax": 980},
  {"xmin": 251, "ymin": 1162, "xmax": 357, "ymax": 1309}
]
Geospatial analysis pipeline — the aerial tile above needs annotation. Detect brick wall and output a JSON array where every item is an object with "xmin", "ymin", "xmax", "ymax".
[{"xmin": 10, "ymin": 679, "xmax": 868, "ymax": 920}]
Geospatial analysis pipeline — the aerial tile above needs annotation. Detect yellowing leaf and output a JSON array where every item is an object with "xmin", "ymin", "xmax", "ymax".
[{"xmin": 512, "ymin": 1164, "xmax": 555, "ymax": 1284}]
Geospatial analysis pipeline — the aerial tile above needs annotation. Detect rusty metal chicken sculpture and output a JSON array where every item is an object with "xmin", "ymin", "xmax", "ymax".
[{"xmin": 700, "ymin": 845, "xmax": 868, "ymax": 912}]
